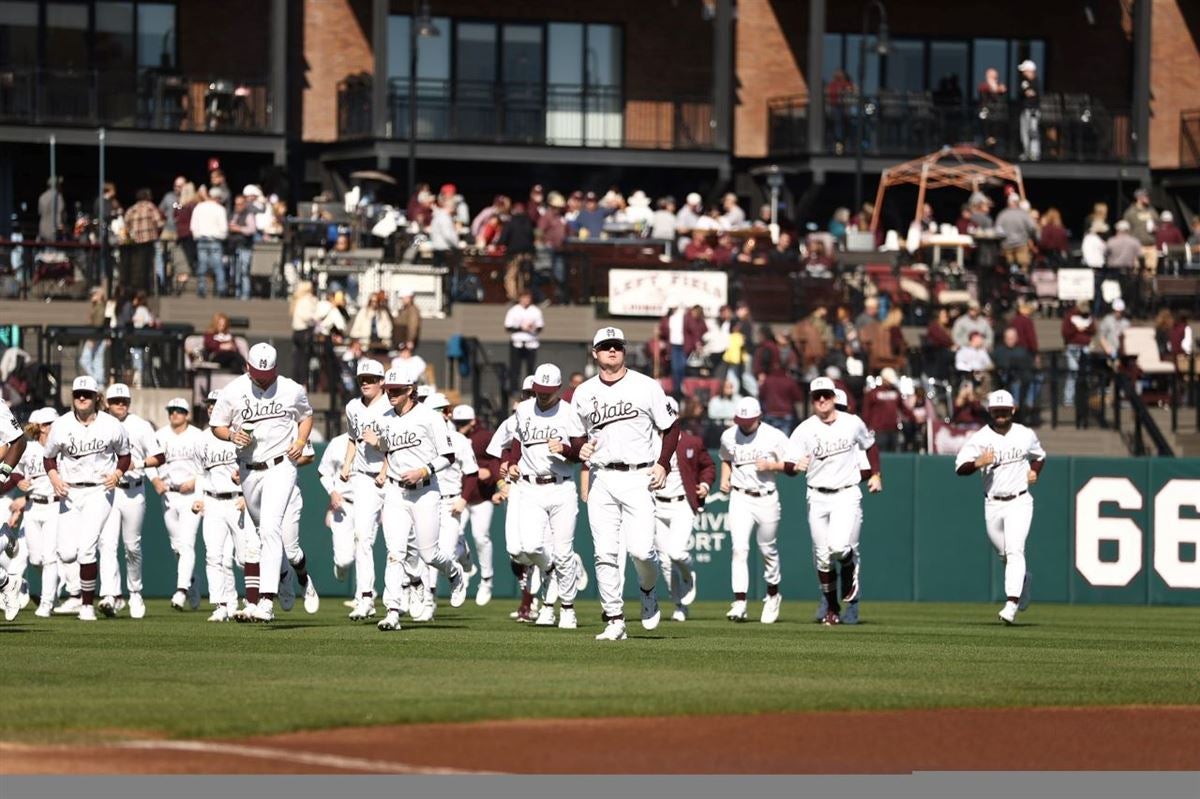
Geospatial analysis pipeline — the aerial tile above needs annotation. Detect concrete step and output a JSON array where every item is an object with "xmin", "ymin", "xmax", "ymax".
[{"xmin": 1035, "ymin": 427, "xmax": 1129, "ymax": 457}]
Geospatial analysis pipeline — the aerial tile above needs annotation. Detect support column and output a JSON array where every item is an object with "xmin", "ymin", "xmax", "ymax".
[
  {"xmin": 1131, "ymin": 0, "xmax": 1151, "ymax": 166},
  {"xmin": 807, "ymin": 0, "xmax": 826, "ymax": 156},
  {"xmin": 269, "ymin": 0, "xmax": 287, "ymax": 136},
  {"xmin": 372, "ymin": 0, "xmax": 390, "ymax": 140},
  {"xmin": 712, "ymin": 0, "xmax": 733, "ymax": 153}
]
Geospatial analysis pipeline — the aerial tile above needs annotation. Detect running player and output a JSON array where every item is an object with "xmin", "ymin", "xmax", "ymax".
[
  {"xmin": 153, "ymin": 397, "xmax": 205, "ymax": 611},
  {"xmin": 421, "ymin": 393, "xmax": 479, "ymax": 621},
  {"xmin": 318, "ymin": 432, "xmax": 356, "ymax": 596},
  {"xmin": 452, "ymin": 404, "xmax": 497, "ymax": 606},
  {"xmin": 3, "ymin": 409, "xmax": 59, "ymax": 617}
]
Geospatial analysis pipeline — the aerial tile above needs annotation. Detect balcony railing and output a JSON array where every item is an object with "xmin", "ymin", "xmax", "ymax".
[
  {"xmin": 768, "ymin": 92, "xmax": 1136, "ymax": 163},
  {"xmin": 1181, "ymin": 109, "xmax": 1200, "ymax": 168},
  {"xmin": 0, "ymin": 67, "xmax": 273, "ymax": 133},
  {"xmin": 337, "ymin": 76, "xmax": 717, "ymax": 151}
]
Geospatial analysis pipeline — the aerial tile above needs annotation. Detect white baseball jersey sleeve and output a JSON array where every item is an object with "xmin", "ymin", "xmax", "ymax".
[
  {"xmin": 485, "ymin": 413, "xmax": 518, "ymax": 461},
  {"xmin": 571, "ymin": 369, "xmax": 676, "ymax": 467},
  {"xmin": 345, "ymin": 395, "xmax": 390, "ymax": 474},
  {"xmin": 16, "ymin": 440, "xmax": 51, "ymax": 498},
  {"xmin": 490, "ymin": 398, "xmax": 583, "ymax": 480},
  {"xmin": 0, "ymin": 402, "xmax": 20, "ymax": 445},
  {"xmin": 43, "ymin": 412, "xmax": 129, "ymax": 483},
  {"xmin": 955, "ymin": 423, "xmax": 1046, "ymax": 497},
  {"xmin": 118, "ymin": 412, "xmax": 164, "ymax": 481},
  {"xmin": 198, "ymin": 428, "xmax": 241, "ymax": 494},
  {"xmin": 208, "ymin": 374, "xmax": 314, "ymax": 462},
  {"xmin": 788, "ymin": 411, "xmax": 876, "ymax": 490},
  {"xmin": 720, "ymin": 424, "xmax": 791, "ymax": 491},
  {"xmin": 380, "ymin": 404, "xmax": 455, "ymax": 474},
  {"xmin": 155, "ymin": 425, "xmax": 205, "ymax": 487},
  {"xmin": 439, "ymin": 425, "xmax": 479, "ymax": 496}
]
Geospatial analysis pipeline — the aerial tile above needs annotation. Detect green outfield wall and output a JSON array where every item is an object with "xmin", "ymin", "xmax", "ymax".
[{"xmin": 32, "ymin": 453, "xmax": 1200, "ymax": 607}]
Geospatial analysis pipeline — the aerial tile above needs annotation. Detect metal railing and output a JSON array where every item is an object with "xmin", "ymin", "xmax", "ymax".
[
  {"xmin": 768, "ymin": 92, "xmax": 1135, "ymax": 162},
  {"xmin": 0, "ymin": 67, "xmax": 272, "ymax": 133},
  {"xmin": 337, "ymin": 77, "xmax": 717, "ymax": 150},
  {"xmin": 1181, "ymin": 108, "xmax": 1200, "ymax": 168}
]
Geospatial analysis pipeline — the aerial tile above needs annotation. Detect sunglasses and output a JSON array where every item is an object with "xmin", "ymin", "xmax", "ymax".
[
  {"xmin": 595, "ymin": 341, "xmax": 625, "ymax": 352},
  {"xmin": 812, "ymin": 392, "xmax": 836, "ymax": 401},
  {"xmin": 385, "ymin": 386, "xmax": 411, "ymax": 396},
  {"xmin": 168, "ymin": 408, "xmax": 188, "ymax": 414},
  {"xmin": 107, "ymin": 398, "xmax": 130, "ymax": 405},
  {"xmin": 358, "ymin": 376, "xmax": 383, "ymax": 384},
  {"xmin": 73, "ymin": 391, "xmax": 97, "ymax": 400}
]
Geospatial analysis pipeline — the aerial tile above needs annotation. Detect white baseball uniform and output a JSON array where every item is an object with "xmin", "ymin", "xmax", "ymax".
[
  {"xmin": 318, "ymin": 434, "xmax": 356, "ymax": 580},
  {"xmin": 720, "ymin": 423, "xmax": 790, "ymax": 595},
  {"xmin": 0, "ymin": 402, "xmax": 19, "ymax": 449},
  {"xmin": 377, "ymin": 402, "xmax": 459, "ymax": 613},
  {"xmin": 344, "ymin": 393, "xmax": 391, "ymax": 599},
  {"xmin": 955, "ymin": 423, "xmax": 1046, "ymax": 600},
  {"xmin": 155, "ymin": 423, "xmax": 205, "ymax": 593},
  {"xmin": 427, "ymin": 423, "xmax": 478, "ymax": 593},
  {"xmin": 463, "ymin": 428, "xmax": 496, "ymax": 582},
  {"xmin": 208, "ymin": 373, "xmax": 313, "ymax": 597},
  {"xmin": 487, "ymin": 398, "xmax": 583, "ymax": 605},
  {"xmin": 654, "ymin": 448, "xmax": 693, "ymax": 603},
  {"xmin": 571, "ymin": 369, "xmax": 675, "ymax": 619},
  {"xmin": 98, "ymin": 411, "xmax": 163, "ymax": 600},
  {"xmin": 486, "ymin": 412, "xmax": 526, "ymax": 562},
  {"xmin": 43, "ymin": 411, "xmax": 129, "ymax": 604},
  {"xmin": 198, "ymin": 427, "xmax": 256, "ymax": 607},
  {"xmin": 13, "ymin": 440, "xmax": 58, "ymax": 603}
]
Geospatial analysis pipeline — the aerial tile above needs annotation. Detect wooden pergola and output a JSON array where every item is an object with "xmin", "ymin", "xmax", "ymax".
[{"xmin": 868, "ymin": 146, "xmax": 1025, "ymax": 232}]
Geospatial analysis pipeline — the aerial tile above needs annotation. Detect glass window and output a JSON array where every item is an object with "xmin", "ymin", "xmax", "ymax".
[
  {"xmin": 821, "ymin": 33, "xmax": 844, "ymax": 88},
  {"xmin": 547, "ymin": 22, "xmax": 582, "ymax": 85},
  {"xmin": 930, "ymin": 41, "xmax": 968, "ymax": 103},
  {"xmin": 973, "ymin": 38, "xmax": 1007, "ymax": 99},
  {"xmin": 0, "ymin": 2, "xmax": 38, "ymax": 67},
  {"xmin": 845, "ymin": 35, "xmax": 881, "ymax": 95},
  {"xmin": 886, "ymin": 39, "xmax": 924, "ymax": 92},
  {"xmin": 137, "ymin": 2, "xmax": 176, "ymax": 69},
  {"xmin": 584, "ymin": 24, "xmax": 620, "ymax": 87},
  {"xmin": 46, "ymin": 2, "xmax": 90, "ymax": 70},
  {"xmin": 1009, "ymin": 39, "xmax": 1045, "ymax": 95},
  {"xmin": 387, "ymin": 15, "xmax": 409, "ymax": 79},
  {"xmin": 502, "ymin": 24, "xmax": 542, "ymax": 86},
  {"xmin": 95, "ymin": 2, "xmax": 134, "ymax": 72},
  {"xmin": 456, "ymin": 22, "xmax": 496, "ymax": 84}
]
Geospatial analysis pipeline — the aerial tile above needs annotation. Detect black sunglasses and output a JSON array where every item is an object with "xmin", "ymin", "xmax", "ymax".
[
  {"xmin": 812, "ymin": 391, "xmax": 836, "ymax": 401},
  {"xmin": 385, "ymin": 386, "xmax": 411, "ymax": 395},
  {"xmin": 72, "ymin": 391, "xmax": 97, "ymax": 400},
  {"xmin": 595, "ymin": 341, "xmax": 625, "ymax": 352},
  {"xmin": 106, "ymin": 398, "xmax": 130, "ymax": 405}
]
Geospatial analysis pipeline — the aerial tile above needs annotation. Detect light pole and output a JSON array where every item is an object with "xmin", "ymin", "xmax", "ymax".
[
  {"xmin": 407, "ymin": 0, "xmax": 440, "ymax": 195},
  {"xmin": 853, "ymin": 0, "xmax": 889, "ymax": 216}
]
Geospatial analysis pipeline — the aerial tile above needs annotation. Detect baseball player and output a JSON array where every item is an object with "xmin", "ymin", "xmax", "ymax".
[
  {"xmin": 42, "ymin": 375, "xmax": 131, "ymax": 622},
  {"xmin": 955, "ymin": 389, "xmax": 1045, "ymax": 625},
  {"xmin": 453, "ymin": 404, "xmax": 497, "ymax": 605},
  {"xmin": 573, "ymin": 326, "xmax": 679, "ymax": 641},
  {"xmin": 153, "ymin": 397, "xmax": 206, "ymax": 611},
  {"xmin": 2, "ymin": 409, "xmax": 59, "ymax": 617},
  {"xmin": 97, "ymin": 383, "xmax": 165, "ymax": 619},
  {"xmin": 209, "ymin": 342, "xmax": 314, "ymax": 624},
  {"xmin": 364, "ymin": 367, "xmax": 466, "ymax": 632},
  {"xmin": 486, "ymin": 364, "xmax": 584, "ymax": 629},
  {"xmin": 339, "ymin": 359, "xmax": 390, "ymax": 621},
  {"xmin": 655, "ymin": 397, "xmax": 715, "ymax": 622},
  {"xmin": 276, "ymin": 439, "xmax": 319, "ymax": 615},
  {"xmin": 785, "ymin": 376, "xmax": 882, "ymax": 626},
  {"xmin": 0, "ymin": 399, "xmax": 26, "ymax": 480},
  {"xmin": 318, "ymin": 432, "xmax": 356, "ymax": 597},
  {"xmin": 1, "ymin": 403, "xmax": 34, "ymax": 620},
  {"xmin": 488, "ymin": 377, "xmax": 537, "ymax": 621},
  {"xmin": 718, "ymin": 396, "xmax": 794, "ymax": 624}
]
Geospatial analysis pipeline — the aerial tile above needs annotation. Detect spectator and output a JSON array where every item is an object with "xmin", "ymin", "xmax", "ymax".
[
  {"xmin": 968, "ymin": 193, "xmax": 994, "ymax": 230},
  {"xmin": 650, "ymin": 196, "xmax": 678, "ymax": 243},
  {"xmin": 95, "ymin": 181, "xmax": 123, "ymax": 245},
  {"xmin": 952, "ymin": 382, "xmax": 988, "ymax": 426},
  {"xmin": 832, "ymin": 304, "xmax": 861, "ymax": 362},
  {"xmin": 828, "ymin": 207, "xmax": 851, "ymax": 243},
  {"xmin": 1016, "ymin": 60, "xmax": 1040, "ymax": 161},
  {"xmin": 862, "ymin": 367, "xmax": 910, "ymax": 451},
  {"xmin": 428, "ymin": 194, "xmax": 460, "ymax": 267},
  {"xmin": 38, "ymin": 177, "xmax": 65, "ymax": 242},
  {"xmin": 791, "ymin": 307, "xmax": 832, "ymax": 378},
  {"xmin": 727, "ymin": 302, "xmax": 754, "ymax": 394},
  {"xmin": 855, "ymin": 297, "xmax": 881, "ymax": 332},
  {"xmin": 625, "ymin": 190, "xmax": 655, "ymax": 231},
  {"xmin": 570, "ymin": 192, "xmax": 608, "ymax": 239},
  {"xmin": 995, "ymin": 192, "xmax": 1038, "ymax": 272},
  {"xmin": 707, "ymin": 380, "xmax": 738, "ymax": 431},
  {"xmin": 1060, "ymin": 300, "xmax": 1095, "ymax": 408},
  {"xmin": 803, "ymin": 239, "xmax": 834, "ymax": 278},
  {"xmin": 349, "ymin": 290, "xmax": 393, "ymax": 350},
  {"xmin": 952, "ymin": 299, "xmax": 994, "ymax": 349},
  {"xmin": 526, "ymin": 184, "xmax": 545, "ymax": 225},
  {"xmin": 993, "ymin": 327, "xmax": 1037, "ymax": 418},
  {"xmin": 123, "ymin": 188, "xmax": 164, "ymax": 293},
  {"xmin": 1009, "ymin": 299, "xmax": 1040, "ymax": 357},
  {"xmin": 203, "ymin": 312, "xmax": 246, "ymax": 372},
  {"xmin": 79, "ymin": 286, "xmax": 111, "ymax": 384},
  {"xmin": 562, "ymin": 371, "xmax": 585, "ymax": 403},
  {"xmin": 1156, "ymin": 211, "xmax": 1185, "ymax": 248},
  {"xmin": 1097, "ymin": 298, "xmax": 1130, "ymax": 365},
  {"xmin": 826, "ymin": 69, "xmax": 855, "ymax": 152},
  {"xmin": 1082, "ymin": 202, "xmax": 1109, "ymax": 239},
  {"xmin": 977, "ymin": 66, "xmax": 1007, "ymax": 102},
  {"xmin": 955, "ymin": 204, "xmax": 974, "ymax": 235},
  {"xmin": 675, "ymin": 192, "xmax": 704, "ymax": 247},
  {"xmin": 123, "ymin": 290, "xmax": 156, "ymax": 388},
  {"xmin": 955, "ymin": 330, "xmax": 994, "ymax": 392},
  {"xmin": 752, "ymin": 324, "xmax": 788, "ymax": 381},
  {"xmin": 1153, "ymin": 309, "xmax": 1175, "ymax": 360},
  {"xmin": 659, "ymin": 300, "xmax": 707, "ymax": 398},
  {"xmin": 683, "ymin": 230, "xmax": 716, "ymax": 263},
  {"xmin": 1038, "ymin": 207, "xmax": 1069, "ymax": 265},
  {"xmin": 504, "ymin": 290, "xmax": 544, "ymax": 391},
  {"xmin": 499, "ymin": 201, "xmax": 536, "ymax": 301},
  {"xmin": 392, "ymin": 289, "xmax": 421, "ymax": 352},
  {"xmin": 155, "ymin": 176, "xmax": 184, "ymax": 292},
  {"xmin": 537, "ymin": 191, "xmax": 570, "ymax": 302},
  {"xmin": 1189, "ymin": 216, "xmax": 1200, "ymax": 247},
  {"xmin": 766, "ymin": 231, "xmax": 800, "ymax": 266},
  {"xmin": 172, "ymin": 182, "xmax": 198, "ymax": 292},
  {"xmin": 227, "ymin": 193, "xmax": 256, "ymax": 300},
  {"xmin": 719, "ymin": 193, "xmax": 746, "ymax": 230},
  {"xmin": 758, "ymin": 365, "xmax": 804, "ymax": 434},
  {"xmin": 209, "ymin": 168, "xmax": 233, "ymax": 214},
  {"xmin": 390, "ymin": 343, "xmax": 427, "ymax": 386},
  {"xmin": 1104, "ymin": 220, "xmax": 1141, "ymax": 270},
  {"xmin": 1168, "ymin": 311, "xmax": 1194, "ymax": 373},
  {"xmin": 190, "ymin": 186, "xmax": 229, "ymax": 298},
  {"xmin": 1122, "ymin": 188, "xmax": 1160, "ymax": 273},
  {"xmin": 925, "ymin": 306, "xmax": 956, "ymax": 380},
  {"xmin": 289, "ymin": 280, "xmax": 320, "ymax": 381},
  {"xmin": 862, "ymin": 308, "xmax": 907, "ymax": 374},
  {"xmin": 408, "ymin": 183, "xmax": 434, "ymax": 230},
  {"xmin": 470, "ymin": 194, "xmax": 507, "ymax": 245}
]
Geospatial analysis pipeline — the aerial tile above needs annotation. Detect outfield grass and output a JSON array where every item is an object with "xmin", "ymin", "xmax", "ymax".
[{"xmin": 3, "ymin": 600, "xmax": 1197, "ymax": 742}]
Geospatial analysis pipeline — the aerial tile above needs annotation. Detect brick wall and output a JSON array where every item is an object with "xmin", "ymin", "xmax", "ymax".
[
  {"xmin": 1150, "ymin": 0, "xmax": 1200, "ymax": 169},
  {"xmin": 303, "ymin": 0, "xmax": 375, "ymax": 142}
]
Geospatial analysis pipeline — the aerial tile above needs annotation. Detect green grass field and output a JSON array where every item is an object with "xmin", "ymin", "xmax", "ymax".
[{"xmin": 3, "ymin": 600, "xmax": 1197, "ymax": 742}]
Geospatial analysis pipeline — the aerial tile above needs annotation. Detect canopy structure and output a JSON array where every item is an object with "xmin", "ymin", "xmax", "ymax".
[{"xmin": 868, "ymin": 146, "xmax": 1025, "ymax": 232}]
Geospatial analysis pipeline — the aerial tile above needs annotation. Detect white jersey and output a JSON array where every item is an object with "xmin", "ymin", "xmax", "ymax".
[
  {"xmin": 208, "ymin": 373, "xmax": 314, "ymax": 463},
  {"xmin": 44, "ymin": 411, "xmax": 129, "ymax": 484},
  {"xmin": 379, "ymin": 403, "xmax": 454, "ymax": 476},
  {"xmin": 955, "ymin": 423, "xmax": 1046, "ymax": 498},
  {"xmin": 487, "ymin": 398, "xmax": 583, "ymax": 481},
  {"xmin": 155, "ymin": 424, "xmax": 205, "ymax": 488},
  {"xmin": 198, "ymin": 428, "xmax": 241, "ymax": 495},
  {"xmin": 344, "ymin": 394, "xmax": 391, "ymax": 474},
  {"xmin": 570, "ymin": 369, "xmax": 675, "ymax": 468},
  {"xmin": 0, "ymin": 402, "xmax": 20, "ymax": 446},
  {"xmin": 720, "ymin": 423, "xmax": 791, "ymax": 492},
  {"xmin": 658, "ymin": 450, "xmax": 684, "ymax": 497},
  {"xmin": 113, "ymin": 412, "xmax": 164, "ymax": 481},
  {"xmin": 440, "ymin": 425, "xmax": 479, "ymax": 496},
  {"xmin": 788, "ymin": 411, "xmax": 876, "ymax": 491},
  {"xmin": 318, "ymin": 433, "xmax": 354, "ymax": 502},
  {"xmin": 16, "ymin": 440, "xmax": 52, "ymax": 499}
]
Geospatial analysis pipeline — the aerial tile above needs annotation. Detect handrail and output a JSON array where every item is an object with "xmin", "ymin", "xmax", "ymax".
[{"xmin": 1114, "ymin": 371, "xmax": 1174, "ymax": 457}]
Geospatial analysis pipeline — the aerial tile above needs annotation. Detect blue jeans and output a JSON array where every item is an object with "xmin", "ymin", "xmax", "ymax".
[
  {"xmin": 78, "ymin": 339, "xmax": 108, "ymax": 383},
  {"xmin": 234, "ymin": 246, "xmax": 253, "ymax": 299},
  {"xmin": 670, "ymin": 345, "xmax": 687, "ymax": 396},
  {"xmin": 763, "ymin": 415, "xmax": 796, "ymax": 435},
  {"xmin": 1064, "ymin": 345, "xmax": 1086, "ymax": 407},
  {"xmin": 154, "ymin": 240, "xmax": 166, "ymax": 292},
  {"xmin": 195, "ymin": 238, "xmax": 227, "ymax": 297}
]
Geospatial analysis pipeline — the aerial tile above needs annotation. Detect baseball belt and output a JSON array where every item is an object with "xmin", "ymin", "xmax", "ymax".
[
  {"xmin": 655, "ymin": 494, "xmax": 688, "ymax": 503},
  {"xmin": 988, "ymin": 490, "xmax": 1028, "ymax": 502},
  {"xmin": 733, "ymin": 486, "xmax": 776, "ymax": 498},
  {"xmin": 205, "ymin": 491, "xmax": 240, "ymax": 500},
  {"xmin": 244, "ymin": 455, "xmax": 287, "ymax": 471},
  {"xmin": 117, "ymin": 478, "xmax": 143, "ymax": 489},
  {"xmin": 387, "ymin": 475, "xmax": 432, "ymax": 489},
  {"xmin": 813, "ymin": 485, "xmax": 855, "ymax": 494},
  {"xmin": 521, "ymin": 474, "xmax": 567, "ymax": 484},
  {"xmin": 69, "ymin": 482, "xmax": 100, "ymax": 488},
  {"xmin": 603, "ymin": 461, "xmax": 654, "ymax": 472},
  {"xmin": 29, "ymin": 496, "xmax": 51, "ymax": 504}
]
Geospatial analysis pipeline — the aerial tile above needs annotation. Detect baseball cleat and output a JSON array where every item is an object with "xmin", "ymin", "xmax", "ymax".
[
  {"xmin": 513, "ymin": 604, "xmax": 534, "ymax": 623},
  {"xmin": 98, "ymin": 596, "xmax": 117, "ymax": 618},
  {"xmin": 476, "ymin": 577, "xmax": 493, "ymax": 607},
  {"xmin": 595, "ymin": 618, "xmax": 628, "ymax": 641},
  {"xmin": 78, "ymin": 604, "xmax": 97, "ymax": 622},
  {"xmin": 187, "ymin": 581, "xmax": 200, "ymax": 610},
  {"xmin": 1018, "ymin": 571, "xmax": 1033, "ymax": 612},
  {"xmin": 170, "ymin": 590, "xmax": 187, "ymax": 611},
  {"xmin": 761, "ymin": 594, "xmax": 782, "ymax": 624},
  {"xmin": 535, "ymin": 605, "xmax": 556, "ymax": 626},
  {"xmin": 376, "ymin": 610, "xmax": 402, "ymax": 631},
  {"xmin": 129, "ymin": 593, "xmax": 146, "ymax": 619},
  {"xmin": 207, "ymin": 605, "xmax": 233, "ymax": 622},
  {"xmin": 671, "ymin": 605, "xmax": 688, "ymax": 623},
  {"xmin": 998, "ymin": 602, "xmax": 1018, "ymax": 625},
  {"xmin": 840, "ymin": 601, "xmax": 860, "ymax": 625},
  {"xmin": 277, "ymin": 573, "xmax": 295, "ymax": 611},
  {"xmin": 18, "ymin": 579, "xmax": 30, "ymax": 610},
  {"xmin": 348, "ymin": 597, "xmax": 374, "ymax": 620},
  {"xmin": 822, "ymin": 610, "xmax": 841, "ymax": 626},
  {"xmin": 410, "ymin": 596, "xmax": 435, "ymax": 622},
  {"xmin": 303, "ymin": 577, "xmax": 320, "ymax": 614},
  {"xmin": 53, "ymin": 596, "xmax": 82, "ymax": 615},
  {"xmin": 726, "ymin": 599, "xmax": 748, "ymax": 622},
  {"xmin": 558, "ymin": 607, "xmax": 578, "ymax": 629},
  {"xmin": 2, "ymin": 577, "xmax": 22, "ymax": 621},
  {"xmin": 640, "ymin": 589, "xmax": 661, "ymax": 630},
  {"xmin": 35, "ymin": 601, "xmax": 53, "ymax": 618},
  {"xmin": 814, "ymin": 595, "xmax": 829, "ymax": 622},
  {"xmin": 449, "ymin": 567, "xmax": 468, "ymax": 608},
  {"xmin": 2, "ymin": 596, "xmax": 18, "ymax": 622},
  {"xmin": 253, "ymin": 598, "xmax": 276, "ymax": 623},
  {"xmin": 573, "ymin": 552, "xmax": 589, "ymax": 592},
  {"xmin": 679, "ymin": 569, "xmax": 697, "ymax": 607}
]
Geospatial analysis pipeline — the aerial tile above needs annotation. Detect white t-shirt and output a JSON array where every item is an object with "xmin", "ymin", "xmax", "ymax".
[
  {"xmin": 209, "ymin": 374, "xmax": 314, "ymax": 463},
  {"xmin": 571, "ymin": 369, "xmax": 676, "ymax": 468},
  {"xmin": 956, "ymin": 346, "xmax": 994, "ymax": 372},
  {"xmin": 155, "ymin": 424, "xmax": 205, "ymax": 488},
  {"xmin": 44, "ymin": 412, "xmax": 130, "ymax": 484},
  {"xmin": 379, "ymin": 403, "xmax": 454, "ymax": 477},
  {"xmin": 198, "ymin": 428, "xmax": 241, "ymax": 495},
  {"xmin": 787, "ymin": 411, "xmax": 876, "ymax": 491},
  {"xmin": 657, "ymin": 450, "xmax": 685, "ymax": 498},
  {"xmin": 16, "ymin": 440, "xmax": 51, "ymax": 499},
  {"xmin": 719, "ymin": 423, "xmax": 791, "ymax": 492},
  {"xmin": 667, "ymin": 309, "xmax": 686, "ymax": 346},
  {"xmin": 345, "ymin": 394, "xmax": 391, "ymax": 474},
  {"xmin": 504, "ymin": 303, "xmax": 544, "ymax": 349},
  {"xmin": 486, "ymin": 397, "xmax": 583, "ymax": 481},
  {"xmin": 0, "ymin": 402, "xmax": 20, "ymax": 446},
  {"xmin": 440, "ymin": 424, "xmax": 479, "ymax": 496},
  {"xmin": 955, "ymin": 423, "xmax": 1046, "ymax": 498},
  {"xmin": 113, "ymin": 412, "xmax": 164, "ymax": 481},
  {"xmin": 318, "ymin": 433, "xmax": 354, "ymax": 502}
]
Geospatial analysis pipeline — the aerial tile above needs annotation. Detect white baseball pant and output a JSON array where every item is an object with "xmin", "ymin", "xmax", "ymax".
[
  {"xmin": 282, "ymin": 483, "xmax": 305, "ymax": 567},
  {"xmin": 516, "ymin": 480, "xmax": 578, "ymax": 605},
  {"xmin": 464, "ymin": 500, "xmax": 494, "ymax": 580},
  {"xmin": 98, "ymin": 485, "xmax": 146, "ymax": 598},
  {"xmin": 503, "ymin": 481, "xmax": 525, "ymax": 561},
  {"xmin": 328, "ymin": 501, "xmax": 356, "ymax": 578},
  {"xmin": 380, "ymin": 482, "xmax": 457, "ymax": 612},
  {"xmin": 426, "ymin": 496, "xmax": 465, "ymax": 592},
  {"xmin": 729, "ymin": 490, "xmax": 781, "ymax": 594},
  {"xmin": 985, "ymin": 494, "xmax": 1033, "ymax": 599},
  {"xmin": 161, "ymin": 490, "xmax": 201, "ymax": 592},
  {"xmin": 806, "ymin": 486, "xmax": 863, "ymax": 571},
  {"xmin": 20, "ymin": 498, "xmax": 59, "ymax": 601},
  {"xmin": 239, "ymin": 459, "xmax": 298, "ymax": 596},
  {"xmin": 654, "ymin": 496, "xmax": 696, "ymax": 603},
  {"xmin": 202, "ymin": 495, "xmax": 254, "ymax": 606},
  {"xmin": 350, "ymin": 473, "xmax": 385, "ymax": 597},
  {"xmin": 587, "ymin": 468, "xmax": 660, "ymax": 618},
  {"xmin": 56, "ymin": 486, "xmax": 114, "ymax": 567}
]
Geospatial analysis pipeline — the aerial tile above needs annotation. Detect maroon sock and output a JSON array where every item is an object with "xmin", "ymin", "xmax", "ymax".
[
  {"xmin": 818, "ymin": 569, "xmax": 839, "ymax": 614},
  {"xmin": 293, "ymin": 555, "xmax": 309, "ymax": 586},
  {"xmin": 839, "ymin": 556, "xmax": 857, "ymax": 601},
  {"xmin": 735, "ymin": 592, "xmax": 747, "ymax": 601},
  {"xmin": 80, "ymin": 562, "xmax": 98, "ymax": 605},
  {"xmin": 766, "ymin": 583, "xmax": 779, "ymax": 597},
  {"xmin": 244, "ymin": 562, "xmax": 260, "ymax": 604}
]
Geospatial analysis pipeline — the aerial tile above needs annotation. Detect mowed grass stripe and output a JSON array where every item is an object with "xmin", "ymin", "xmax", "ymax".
[{"xmin": 3, "ymin": 601, "xmax": 1197, "ymax": 741}]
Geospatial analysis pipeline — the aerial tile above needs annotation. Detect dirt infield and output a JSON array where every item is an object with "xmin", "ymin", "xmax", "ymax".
[{"xmin": 3, "ymin": 706, "xmax": 1197, "ymax": 774}]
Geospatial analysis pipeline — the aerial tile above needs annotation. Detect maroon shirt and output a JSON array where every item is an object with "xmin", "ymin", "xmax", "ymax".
[
  {"xmin": 674, "ymin": 431, "xmax": 717, "ymax": 513},
  {"xmin": 926, "ymin": 321, "xmax": 954, "ymax": 350},
  {"xmin": 469, "ymin": 427, "xmax": 499, "ymax": 502},
  {"xmin": 1039, "ymin": 223, "xmax": 1069, "ymax": 254},
  {"xmin": 1061, "ymin": 313, "xmax": 1096, "ymax": 347},
  {"xmin": 758, "ymin": 373, "xmax": 803, "ymax": 418},
  {"xmin": 862, "ymin": 386, "xmax": 911, "ymax": 433},
  {"xmin": 1009, "ymin": 312, "xmax": 1039, "ymax": 355}
]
